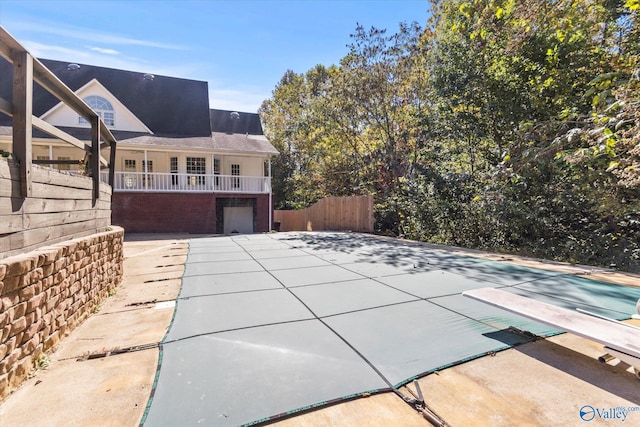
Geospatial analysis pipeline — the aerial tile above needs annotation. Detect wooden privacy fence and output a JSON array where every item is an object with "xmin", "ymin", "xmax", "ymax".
[
  {"xmin": 0, "ymin": 159, "xmax": 112, "ymax": 257},
  {"xmin": 274, "ymin": 195, "xmax": 374, "ymax": 232}
]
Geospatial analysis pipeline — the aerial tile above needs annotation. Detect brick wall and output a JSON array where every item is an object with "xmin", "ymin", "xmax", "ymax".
[
  {"xmin": 112, "ymin": 192, "xmax": 272, "ymax": 233},
  {"xmin": 0, "ymin": 227, "xmax": 124, "ymax": 400},
  {"xmin": 255, "ymin": 194, "xmax": 271, "ymax": 232}
]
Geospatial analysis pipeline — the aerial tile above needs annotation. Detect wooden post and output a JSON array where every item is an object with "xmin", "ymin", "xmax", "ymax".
[
  {"xmin": 90, "ymin": 115, "xmax": 100, "ymax": 204},
  {"xmin": 143, "ymin": 150, "xmax": 148, "ymax": 191},
  {"xmin": 108, "ymin": 140, "xmax": 116, "ymax": 187},
  {"xmin": 12, "ymin": 50, "xmax": 33, "ymax": 198}
]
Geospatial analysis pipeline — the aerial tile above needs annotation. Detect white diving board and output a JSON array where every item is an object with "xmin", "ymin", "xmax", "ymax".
[{"xmin": 462, "ymin": 287, "xmax": 640, "ymax": 378}]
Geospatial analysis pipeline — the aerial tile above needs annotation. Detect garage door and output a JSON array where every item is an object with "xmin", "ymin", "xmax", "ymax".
[{"xmin": 223, "ymin": 206, "xmax": 254, "ymax": 234}]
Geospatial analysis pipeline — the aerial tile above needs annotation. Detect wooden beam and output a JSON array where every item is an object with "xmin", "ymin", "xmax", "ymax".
[
  {"xmin": 31, "ymin": 117, "xmax": 109, "ymax": 167},
  {"xmin": 31, "ymin": 60, "xmax": 98, "ymax": 123},
  {"xmin": 99, "ymin": 117, "xmax": 117, "ymax": 146},
  {"xmin": 0, "ymin": 26, "xmax": 24, "ymax": 62},
  {"xmin": 100, "ymin": 119, "xmax": 117, "ymax": 186},
  {"xmin": 98, "ymin": 119, "xmax": 116, "ymax": 187},
  {"xmin": 0, "ymin": 96, "xmax": 12, "ymax": 116},
  {"xmin": 3, "ymin": 27, "xmax": 115, "ymax": 170},
  {"xmin": 463, "ymin": 287, "xmax": 640, "ymax": 359},
  {"xmin": 32, "ymin": 159, "xmax": 82, "ymax": 165},
  {"xmin": 108, "ymin": 139, "xmax": 117, "ymax": 188},
  {"xmin": 32, "ymin": 116, "xmax": 88, "ymax": 151},
  {"xmin": 31, "ymin": 165, "xmax": 93, "ymax": 190},
  {"xmin": 1, "ymin": 26, "xmax": 96, "ymax": 122},
  {"xmin": 90, "ymin": 115, "xmax": 100, "ymax": 204},
  {"xmin": 12, "ymin": 49, "xmax": 33, "ymax": 198}
]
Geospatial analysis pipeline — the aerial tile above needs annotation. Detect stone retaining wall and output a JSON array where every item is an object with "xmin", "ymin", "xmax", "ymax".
[{"xmin": 0, "ymin": 227, "xmax": 124, "ymax": 400}]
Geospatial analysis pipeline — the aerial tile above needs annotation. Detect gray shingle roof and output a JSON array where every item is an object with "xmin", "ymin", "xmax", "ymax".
[
  {"xmin": 0, "ymin": 57, "xmax": 211, "ymax": 136},
  {"xmin": 0, "ymin": 125, "xmax": 278, "ymax": 155},
  {"xmin": 211, "ymin": 132, "xmax": 278, "ymax": 155},
  {"xmin": 116, "ymin": 134, "xmax": 217, "ymax": 150},
  {"xmin": 210, "ymin": 109, "xmax": 264, "ymax": 135}
]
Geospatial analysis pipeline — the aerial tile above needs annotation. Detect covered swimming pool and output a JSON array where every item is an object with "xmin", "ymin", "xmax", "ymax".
[{"xmin": 141, "ymin": 232, "xmax": 640, "ymax": 426}]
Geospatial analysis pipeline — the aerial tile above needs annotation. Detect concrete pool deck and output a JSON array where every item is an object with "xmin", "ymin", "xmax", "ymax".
[{"xmin": 1, "ymin": 232, "xmax": 639, "ymax": 426}]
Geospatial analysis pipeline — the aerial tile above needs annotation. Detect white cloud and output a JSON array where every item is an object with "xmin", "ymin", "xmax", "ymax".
[
  {"xmin": 21, "ymin": 40, "xmax": 154, "ymax": 73},
  {"xmin": 10, "ymin": 21, "xmax": 187, "ymax": 50},
  {"xmin": 88, "ymin": 46, "xmax": 120, "ymax": 55},
  {"xmin": 23, "ymin": 41, "xmax": 94, "ymax": 61}
]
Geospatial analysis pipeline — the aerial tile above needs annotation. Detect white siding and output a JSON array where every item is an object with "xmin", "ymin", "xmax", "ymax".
[{"xmin": 40, "ymin": 79, "xmax": 151, "ymax": 133}]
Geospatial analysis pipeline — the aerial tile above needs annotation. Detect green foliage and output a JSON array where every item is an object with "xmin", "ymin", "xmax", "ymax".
[{"xmin": 260, "ymin": 0, "xmax": 640, "ymax": 272}]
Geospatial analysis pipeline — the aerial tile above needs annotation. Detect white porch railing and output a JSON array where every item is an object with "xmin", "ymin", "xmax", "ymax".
[{"xmin": 101, "ymin": 172, "xmax": 271, "ymax": 194}]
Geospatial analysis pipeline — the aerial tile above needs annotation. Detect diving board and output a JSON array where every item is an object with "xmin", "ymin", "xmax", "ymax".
[{"xmin": 463, "ymin": 287, "xmax": 640, "ymax": 378}]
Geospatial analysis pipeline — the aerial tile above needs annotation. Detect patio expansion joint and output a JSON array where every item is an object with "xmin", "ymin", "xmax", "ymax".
[{"xmin": 56, "ymin": 342, "xmax": 161, "ymax": 363}]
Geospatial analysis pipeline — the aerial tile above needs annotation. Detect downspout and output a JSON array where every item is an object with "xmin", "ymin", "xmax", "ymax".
[{"xmin": 48, "ymin": 144, "xmax": 53, "ymax": 170}]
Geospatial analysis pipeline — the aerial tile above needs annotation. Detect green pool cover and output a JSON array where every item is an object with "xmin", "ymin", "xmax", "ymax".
[{"xmin": 142, "ymin": 232, "xmax": 640, "ymax": 426}]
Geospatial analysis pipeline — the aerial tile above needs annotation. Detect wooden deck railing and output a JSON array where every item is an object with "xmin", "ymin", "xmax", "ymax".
[{"xmin": 0, "ymin": 25, "xmax": 116, "ymax": 203}]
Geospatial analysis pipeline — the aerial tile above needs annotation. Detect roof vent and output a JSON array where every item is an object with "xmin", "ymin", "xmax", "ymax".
[
  {"xmin": 67, "ymin": 63, "xmax": 80, "ymax": 71},
  {"xmin": 143, "ymin": 73, "xmax": 155, "ymax": 81},
  {"xmin": 227, "ymin": 112, "xmax": 240, "ymax": 134}
]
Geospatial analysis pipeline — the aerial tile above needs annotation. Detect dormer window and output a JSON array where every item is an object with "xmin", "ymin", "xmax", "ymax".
[{"xmin": 79, "ymin": 95, "xmax": 115, "ymax": 126}]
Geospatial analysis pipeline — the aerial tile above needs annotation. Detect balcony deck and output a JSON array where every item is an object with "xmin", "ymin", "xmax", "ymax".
[{"xmin": 101, "ymin": 171, "xmax": 271, "ymax": 194}]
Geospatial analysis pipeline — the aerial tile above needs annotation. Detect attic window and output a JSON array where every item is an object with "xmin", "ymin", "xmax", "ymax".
[{"xmin": 79, "ymin": 95, "xmax": 115, "ymax": 126}]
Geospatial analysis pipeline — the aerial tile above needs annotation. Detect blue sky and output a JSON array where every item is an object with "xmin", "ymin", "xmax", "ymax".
[{"xmin": 0, "ymin": 0, "xmax": 429, "ymax": 113}]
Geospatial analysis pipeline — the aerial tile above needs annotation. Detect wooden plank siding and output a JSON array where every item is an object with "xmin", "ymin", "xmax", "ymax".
[
  {"xmin": 274, "ymin": 195, "xmax": 374, "ymax": 233},
  {"xmin": 0, "ymin": 158, "xmax": 112, "ymax": 258}
]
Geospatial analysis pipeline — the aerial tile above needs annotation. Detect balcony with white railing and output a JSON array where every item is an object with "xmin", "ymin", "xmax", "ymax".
[{"xmin": 101, "ymin": 171, "xmax": 271, "ymax": 194}]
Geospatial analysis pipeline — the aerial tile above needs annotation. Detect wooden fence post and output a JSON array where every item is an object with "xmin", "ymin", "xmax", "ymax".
[
  {"xmin": 90, "ymin": 115, "xmax": 100, "ymax": 204},
  {"xmin": 12, "ymin": 50, "xmax": 33, "ymax": 198},
  {"xmin": 108, "ymin": 139, "xmax": 117, "ymax": 187}
]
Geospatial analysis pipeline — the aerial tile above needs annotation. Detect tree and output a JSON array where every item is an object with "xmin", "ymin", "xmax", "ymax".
[
  {"xmin": 259, "ymin": 68, "xmax": 332, "ymax": 208},
  {"xmin": 260, "ymin": 1, "xmax": 640, "ymax": 271}
]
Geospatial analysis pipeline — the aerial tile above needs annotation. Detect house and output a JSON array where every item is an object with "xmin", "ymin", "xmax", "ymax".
[{"xmin": 0, "ymin": 58, "xmax": 278, "ymax": 234}]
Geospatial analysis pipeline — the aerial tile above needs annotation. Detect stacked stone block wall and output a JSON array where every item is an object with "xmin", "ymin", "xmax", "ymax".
[{"xmin": 0, "ymin": 227, "xmax": 124, "ymax": 401}]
